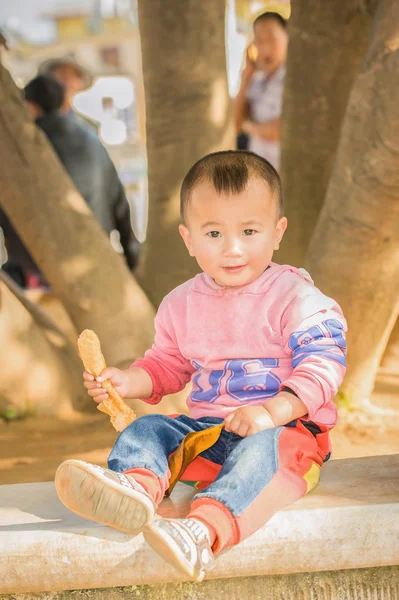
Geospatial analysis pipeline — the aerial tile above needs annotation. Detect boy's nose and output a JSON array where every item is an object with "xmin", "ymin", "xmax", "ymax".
[{"xmin": 223, "ymin": 238, "xmax": 244, "ymax": 258}]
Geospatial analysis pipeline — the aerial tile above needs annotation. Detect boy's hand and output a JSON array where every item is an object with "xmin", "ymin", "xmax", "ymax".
[
  {"xmin": 83, "ymin": 368, "xmax": 131, "ymax": 403},
  {"xmin": 224, "ymin": 406, "xmax": 275, "ymax": 438}
]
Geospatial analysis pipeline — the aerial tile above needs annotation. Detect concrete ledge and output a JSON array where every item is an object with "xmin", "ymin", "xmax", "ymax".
[
  {"xmin": 0, "ymin": 455, "xmax": 398, "ymax": 595},
  {"xmin": 1, "ymin": 566, "xmax": 398, "ymax": 600}
]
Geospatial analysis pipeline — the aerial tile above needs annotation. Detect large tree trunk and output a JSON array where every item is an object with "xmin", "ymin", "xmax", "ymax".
[
  {"xmin": 276, "ymin": 0, "xmax": 373, "ymax": 266},
  {"xmin": 0, "ymin": 63, "xmax": 155, "ymax": 367},
  {"xmin": 0, "ymin": 272, "xmax": 91, "ymax": 417},
  {"xmin": 136, "ymin": 0, "xmax": 235, "ymax": 307},
  {"xmin": 380, "ymin": 318, "xmax": 399, "ymax": 372},
  {"xmin": 306, "ymin": 0, "xmax": 399, "ymax": 408}
]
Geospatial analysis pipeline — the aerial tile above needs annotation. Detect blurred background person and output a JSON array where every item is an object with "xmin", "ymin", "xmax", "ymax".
[
  {"xmin": 0, "ymin": 74, "xmax": 140, "ymax": 289},
  {"xmin": 39, "ymin": 57, "xmax": 90, "ymax": 117},
  {"xmin": 39, "ymin": 56, "xmax": 98, "ymax": 132},
  {"xmin": 234, "ymin": 12, "xmax": 288, "ymax": 170}
]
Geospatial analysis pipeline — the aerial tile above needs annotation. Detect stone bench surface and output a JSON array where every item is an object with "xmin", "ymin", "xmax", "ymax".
[{"xmin": 0, "ymin": 455, "xmax": 398, "ymax": 595}]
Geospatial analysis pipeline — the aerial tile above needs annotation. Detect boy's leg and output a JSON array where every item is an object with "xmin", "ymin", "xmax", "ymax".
[
  {"xmin": 142, "ymin": 421, "xmax": 326, "ymax": 578},
  {"xmin": 55, "ymin": 414, "xmax": 223, "ymax": 533},
  {"xmin": 109, "ymin": 414, "xmax": 225, "ymax": 504},
  {"xmin": 141, "ymin": 422, "xmax": 232, "ymax": 581},
  {"xmin": 188, "ymin": 421, "xmax": 326, "ymax": 553}
]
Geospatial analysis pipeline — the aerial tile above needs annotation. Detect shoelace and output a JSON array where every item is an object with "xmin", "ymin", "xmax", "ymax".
[
  {"xmin": 87, "ymin": 463, "xmax": 145, "ymax": 494},
  {"xmin": 166, "ymin": 518, "xmax": 209, "ymax": 556}
]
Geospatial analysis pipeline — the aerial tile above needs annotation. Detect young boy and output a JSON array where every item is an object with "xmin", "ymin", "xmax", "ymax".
[{"xmin": 56, "ymin": 151, "xmax": 347, "ymax": 582}]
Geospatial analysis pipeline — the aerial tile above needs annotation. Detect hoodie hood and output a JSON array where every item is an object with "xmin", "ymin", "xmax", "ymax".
[{"xmin": 192, "ymin": 262, "xmax": 314, "ymax": 296}]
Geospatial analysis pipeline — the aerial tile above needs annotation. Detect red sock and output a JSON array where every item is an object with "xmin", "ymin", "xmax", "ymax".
[{"xmin": 124, "ymin": 467, "xmax": 170, "ymax": 506}]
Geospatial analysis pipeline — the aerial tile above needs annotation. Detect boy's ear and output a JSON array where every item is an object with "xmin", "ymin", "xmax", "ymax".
[
  {"xmin": 179, "ymin": 224, "xmax": 194, "ymax": 256},
  {"xmin": 274, "ymin": 217, "xmax": 288, "ymax": 250}
]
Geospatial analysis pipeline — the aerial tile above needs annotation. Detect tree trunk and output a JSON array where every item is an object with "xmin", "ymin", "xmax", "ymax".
[
  {"xmin": 136, "ymin": 0, "xmax": 235, "ymax": 307},
  {"xmin": 306, "ymin": 0, "xmax": 399, "ymax": 408},
  {"xmin": 26, "ymin": 289, "xmax": 79, "ymax": 346},
  {"xmin": 0, "ymin": 272, "xmax": 91, "ymax": 417},
  {"xmin": 0, "ymin": 63, "xmax": 155, "ymax": 367},
  {"xmin": 276, "ymin": 0, "xmax": 373, "ymax": 266},
  {"xmin": 380, "ymin": 318, "xmax": 399, "ymax": 372}
]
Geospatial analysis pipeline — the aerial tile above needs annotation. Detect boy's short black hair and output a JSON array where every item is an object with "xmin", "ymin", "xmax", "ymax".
[
  {"xmin": 180, "ymin": 150, "xmax": 283, "ymax": 221},
  {"xmin": 24, "ymin": 75, "xmax": 65, "ymax": 114},
  {"xmin": 253, "ymin": 11, "xmax": 287, "ymax": 30}
]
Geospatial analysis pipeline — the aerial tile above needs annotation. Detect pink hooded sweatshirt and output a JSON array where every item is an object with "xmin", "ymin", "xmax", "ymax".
[{"xmin": 133, "ymin": 263, "xmax": 347, "ymax": 430}]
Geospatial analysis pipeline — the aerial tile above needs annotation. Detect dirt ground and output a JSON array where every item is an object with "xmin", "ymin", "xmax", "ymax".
[{"xmin": 1, "ymin": 373, "xmax": 398, "ymax": 486}]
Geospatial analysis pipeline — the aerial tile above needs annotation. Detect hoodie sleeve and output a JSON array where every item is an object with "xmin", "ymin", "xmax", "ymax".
[
  {"xmin": 131, "ymin": 295, "xmax": 195, "ymax": 404},
  {"xmin": 279, "ymin": 292, "xmax": 347, "ymax": 421}
]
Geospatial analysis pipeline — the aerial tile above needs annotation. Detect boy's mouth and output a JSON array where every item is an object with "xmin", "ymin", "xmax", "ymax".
[{"xmin": 222, "ymin": 265, "xmax": 246, "ymax": 274}]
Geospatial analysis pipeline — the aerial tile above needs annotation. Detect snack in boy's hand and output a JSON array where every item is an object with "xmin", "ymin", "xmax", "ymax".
[{"xmin": 77, "ymin": 329, "xmax": 136, "ymax": 432}]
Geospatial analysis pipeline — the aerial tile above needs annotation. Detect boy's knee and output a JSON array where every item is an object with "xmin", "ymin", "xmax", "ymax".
[
  {"xmin": 108, "ymin": 414, "xmax": 170, "ymax": 472},
  {"xmin": 230, "ymin": 427, "xmax": 281, "ymax": 465},
  {"xmin": 112, "ymin": 413, "xmax": 173, "ymax": 452},
  {"xmin": 129, "ymin": 413, "xmax": 171, "ymax": 435}
]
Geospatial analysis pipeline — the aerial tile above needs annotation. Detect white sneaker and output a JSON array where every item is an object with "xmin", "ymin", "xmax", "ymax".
[
  {"xmin": 143, "ymin": 517, "xmax": 215, "ymax": 582},
  {"xmin": 55, "ymin": 459, "xmax": 156, "ymax": 534}
]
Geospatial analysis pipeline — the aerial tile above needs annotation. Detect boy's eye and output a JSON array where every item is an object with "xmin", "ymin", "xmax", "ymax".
[
  {"xmin": 207, "ymin": 231, "xmax": 221, "ymax": 238},
  {"xmin": 243, "ymin": 229, "xmax": 257, "ymax": 236}
]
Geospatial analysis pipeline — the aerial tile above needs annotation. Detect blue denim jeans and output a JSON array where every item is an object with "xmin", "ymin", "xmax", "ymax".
[{"xmin": 108, "ymin": 413, "xmax": 327, "ymax": 546}]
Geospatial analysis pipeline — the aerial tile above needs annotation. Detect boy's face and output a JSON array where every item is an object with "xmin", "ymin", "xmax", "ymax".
[
  {"xmin": 179, "ymin": 178, "xmax": 287, "ymax": 288},
  {"xmin": 253, "ymin": 19, "xmax": 288, "ymax": 75}
]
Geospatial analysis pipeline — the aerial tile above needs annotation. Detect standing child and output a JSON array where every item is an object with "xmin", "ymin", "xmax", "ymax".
[{"xmin": 56, "ymin": 150, "xmax": 347, "ymax": 582}]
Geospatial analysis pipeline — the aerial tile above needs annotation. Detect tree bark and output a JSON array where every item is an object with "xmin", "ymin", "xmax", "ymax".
[
  {"xmin": 380, "ymin": 318, "xmax": 399, "ymax": 371},
  {"xmin": 0, "ymin": 63, "xmax": 155, "ymax": 367},
  {"xmin": 0, "ymin": 272, "xmax": 91, "ymax": 417},
  {"xmin": 276, "ymin": 0, "xmax": 373, "ymax": 266},
  {"xmin": 306, "ymin": 0, "xmax": 399, "ymax": 407},
  {"xmin": 136, "ymin": 0, "xmax": 235, "ymax": 307}
]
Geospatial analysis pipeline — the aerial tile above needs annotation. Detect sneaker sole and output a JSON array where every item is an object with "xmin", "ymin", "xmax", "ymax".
[
  {"xmin": 143, "ymin": 524, "xmax": 205, "ymax": 582},
  {"xmin": 55, "ymin": 459, "xmax": 155, "ymax": 534}
]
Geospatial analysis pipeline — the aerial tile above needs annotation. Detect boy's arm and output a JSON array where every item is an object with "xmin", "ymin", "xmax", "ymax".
[
  {"xmin": 131, "ymin": 296, "xmax": 194, "ymax": 404},
  {"xmin": 265, "ymin": 294, "xmax": 347, "ymax": 426},
  {"xmin": 264, "ymin": 387, "xmax": 308, "ymax": 427}
]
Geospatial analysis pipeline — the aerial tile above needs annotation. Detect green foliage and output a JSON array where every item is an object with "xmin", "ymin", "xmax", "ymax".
[
  {"xmin": 0, "ymin": 403, "xmax": 36, "ymax": 422},
  {"xmin": 335, "ymin": 389, "xmax": 352, "ymax": 412}
]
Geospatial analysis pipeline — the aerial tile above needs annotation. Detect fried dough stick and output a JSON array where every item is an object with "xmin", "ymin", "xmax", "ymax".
[{"xmin": 78, "ymin": 329, "xmax": 136, "ymax": 432}]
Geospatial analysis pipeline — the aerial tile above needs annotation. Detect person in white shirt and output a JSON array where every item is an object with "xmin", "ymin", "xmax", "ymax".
[{"xmin": 234, "ymin": 12, "xmax": 288, "ymax": 170}]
